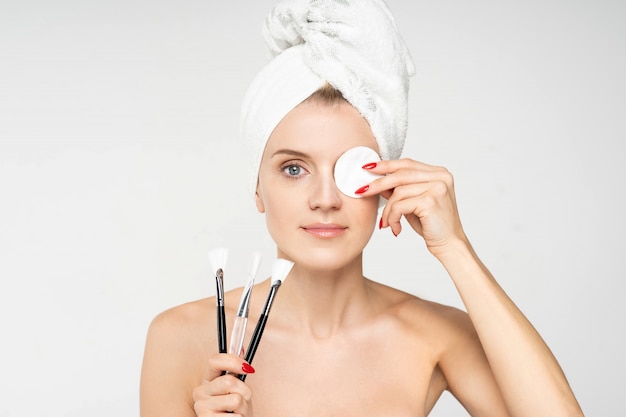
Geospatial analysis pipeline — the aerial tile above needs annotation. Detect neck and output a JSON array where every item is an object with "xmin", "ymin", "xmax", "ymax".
[{"xmin": 275, "ymin": 254, "xmax": 373, "ymax": 339}]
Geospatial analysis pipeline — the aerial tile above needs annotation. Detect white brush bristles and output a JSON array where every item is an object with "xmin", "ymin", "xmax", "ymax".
[
  {"xmin": 208, "ymin": 247, "xmax": 228, "ymax": 275},
  {"xmin": 248, "ymin": 252, "xmax": 262, "ymax": 283},
  {"xmin": 271, "ymin": 258, "xmax": 294, "ymax": 285}
]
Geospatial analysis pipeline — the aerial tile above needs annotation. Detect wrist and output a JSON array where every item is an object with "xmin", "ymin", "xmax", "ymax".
[
  {"xmin": 430, "ymin": 236, "xmax": 476, "ymax": 265},
  {"xmin": 431, "ymin": 236, "xmax": 496, "ymax": 293}
]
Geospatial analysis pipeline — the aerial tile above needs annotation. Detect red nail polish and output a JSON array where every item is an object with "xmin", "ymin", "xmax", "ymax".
[
  {"xmin": 242, "ymin": 362, "xmax": 255, "ymax": 374},
  {"xmin": 379, "ymin": 217, "xmax": 383, "ymax": 229},
  {"xmin": 354, "ymin": 184, "xmax": 369, "ymax": 194},
  {"xmin": 362, "ymin": 162, "xmax": 377, "ymax": 170}
]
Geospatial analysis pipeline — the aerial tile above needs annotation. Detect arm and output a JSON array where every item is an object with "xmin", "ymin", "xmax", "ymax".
[
  {"xmin": 437, "ymin": 241, "xmax": 583, "ymax": 416},
  {"xmin": 432, "ymin": 305, "xmax": 510, "ymax": 417},
  {"xmin": 362, "ymin": 159, "xmax": 584, "ymax": 417}
]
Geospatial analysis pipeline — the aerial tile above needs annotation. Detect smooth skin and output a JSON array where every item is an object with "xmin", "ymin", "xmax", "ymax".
[{"xmin": 140, "ymin": 99, "xmax": 584, "ymax": 417}]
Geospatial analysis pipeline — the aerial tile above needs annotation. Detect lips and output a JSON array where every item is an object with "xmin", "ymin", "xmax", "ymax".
[{"xmin": 301, "ymin": 223, "xmax": 347, "ymax": 239}]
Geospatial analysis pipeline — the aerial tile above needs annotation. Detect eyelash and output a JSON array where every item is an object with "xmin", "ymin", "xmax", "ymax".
[{"xmin": 280, "ymin": 161, "xmax": 308, "ymax": 179}]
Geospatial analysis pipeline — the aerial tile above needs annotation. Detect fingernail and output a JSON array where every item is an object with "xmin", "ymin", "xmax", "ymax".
[
  {"xmin": 242, "ymin": 362, "xmax": 255, "ymax": 374},
  {"xmin": 379, "ymin": 217, "xmax": 383, "ymax": 229},
  {"xmin": 362, "ymin": 162, "xmax": 377, "ymax": 170},
  {"xmin": 354, "ymin": 184, "xmax": 369, "ymax": 195},
  {"xmin": 392, "ymin": 230, "xmax": 398, "ymax": 237}
]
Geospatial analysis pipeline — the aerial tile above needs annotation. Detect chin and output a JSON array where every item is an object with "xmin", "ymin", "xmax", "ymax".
[{"xmin": 280, "ymin": 245, "xmax": 362, "ymax": 272}]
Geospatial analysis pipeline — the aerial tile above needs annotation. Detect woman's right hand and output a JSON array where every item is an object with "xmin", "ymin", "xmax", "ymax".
[{"xmin": 192, "ymin": 354, "xmax": 255, "ymax": 416}]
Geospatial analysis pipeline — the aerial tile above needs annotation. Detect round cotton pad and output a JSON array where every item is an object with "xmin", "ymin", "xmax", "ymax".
[{"xmin": 334, "ymin": 146, "xmax": 383, "ymax": 198}]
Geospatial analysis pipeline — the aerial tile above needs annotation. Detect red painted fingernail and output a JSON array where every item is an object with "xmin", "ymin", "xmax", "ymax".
[
  {"xmin": 354, "ymin": 184, "xmax": 369, "ymax": 194},
  {"xmin": 379, "ymin": 217, "xmax": 383, "ymax": 229},
  {"xmin": 362, "ymin": 162, "xmax": 377, "ymax": 170},
  {"xmin": 242, "ymin": 362, "xmax": 255, "ymax": 374}
]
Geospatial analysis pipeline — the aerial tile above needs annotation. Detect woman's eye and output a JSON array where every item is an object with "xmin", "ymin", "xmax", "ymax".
[
  {"xmin": 284, "ymin": 164, "xmax": 302, "ymax": 176},
  {"xmin": 282, "ymin": 163, "xmax": 306, "ymax": 177}
]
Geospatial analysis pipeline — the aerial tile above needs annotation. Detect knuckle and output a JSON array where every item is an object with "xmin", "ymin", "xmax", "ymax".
[
  {"xmin": 438, "ymin": 167, "xmax": 454, "ymax": 184},
  {"xmin": 432, "ymin": 181, "xmax": 448, "ymax": 197},
  {"xmin": 192, "ymin": 387, "xmax": 200, "ymax": 402},
  {"xmin": 422, "ymin": 193, "xmax": 437, "ymax": 208},
  {"xmin": 206, "ymin": 353, "xmax": 222, "ymax": 370},
  {"xmin": 193, "ymin": 400, "xmax": 209, "ymax": 416},
  {"xmin": 192, "ymin": 384, "xmax": 206, "ymax": 402},
  {"xmin": 445, "ymin": 173, "xmax": 454, "ymax": 187},
  {"xmin": 224, "ymin": 393, "xmax": 246, "ymax": 412},
  {"xmin": 386, "ymin": 209, "xmax": 402, "ymax": 225},
  {"xmin": 232, "ymin": 393, "xmax": 245, "ymax": 408},
  {"xmin": 223, "ymin": 375, "xmax": 240, "ymax": 391}
]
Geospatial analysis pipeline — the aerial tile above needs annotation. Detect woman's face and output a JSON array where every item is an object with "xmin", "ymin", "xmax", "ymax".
[{"xmin": 255, "ymin": 100, "xmax": 380, "ymax": 271}]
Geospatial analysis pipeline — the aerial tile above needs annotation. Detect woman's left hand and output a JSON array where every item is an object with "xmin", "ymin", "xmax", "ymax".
[{"xmin": 358, "ymin": 158, "xmax": 468, "ymax": 257}]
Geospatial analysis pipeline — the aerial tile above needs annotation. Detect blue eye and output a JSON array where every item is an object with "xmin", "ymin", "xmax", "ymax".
[
  {"xmin": 281, "ymin": 162, "xmax": 308, "ymax": 178},
  {"xmin": 284, "ymin": 164, "xmax": 302, "ymax": 176}
]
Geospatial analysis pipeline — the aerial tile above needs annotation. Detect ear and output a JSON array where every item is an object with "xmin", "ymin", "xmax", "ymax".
[{"xmin": 255, "ymin": 185, "xmax": 265, "ymax": 213}]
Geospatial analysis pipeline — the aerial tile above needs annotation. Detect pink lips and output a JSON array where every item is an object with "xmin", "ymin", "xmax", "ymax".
[{"xmin": 302, "ymin": 223, "xmax": 347, "ymax": 239}]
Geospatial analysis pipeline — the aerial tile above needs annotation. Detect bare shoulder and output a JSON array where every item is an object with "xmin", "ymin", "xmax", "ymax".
[
  {"xmin": 363, "ymin": 280, "xmax": 491, "ymax": 412},
  {"xmin": 145, "ymin": 283, "xmax": 250, "ymax": 355},
  {"xmin": 152, "ymin": 297, "xmax": 214, "ymax": 326},
  {"xmin": 143, "ymin": 297, "xmax": 215, "ymax": 366},
  {"xmin": 367, "ymin": 279, "xmax": 474, "ymax": 343},
  {"xmin": 140, "ymin": 298, "xmax": 215, "ymax": 417},
  {"xmin": 367, "ymin": 281, "xmax": 508, "ymax": 415},
  {"xmin": 147, "ymin": 297, "xmax": 214, "ymax": 349},
  {"xmin": 366, "ymin": 280, "xmax": 486, "ymax": 372},
  {"xmin": 142, "ymin": 285, "xmax": 249, "ymax": 369}
]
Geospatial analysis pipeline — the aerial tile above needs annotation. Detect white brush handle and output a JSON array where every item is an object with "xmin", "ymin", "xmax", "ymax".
[{"xmin": 228, "ymin": 316, "xmax": 247, "ymax": 357}]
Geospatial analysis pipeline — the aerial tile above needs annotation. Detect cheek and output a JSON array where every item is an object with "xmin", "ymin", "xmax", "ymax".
[
  {"xmin": 261, "ymin": 187, "xmax": 298, "ymax": 233},
  {"xmin": 348, "ymin": 196, "xmax": 379, "ymax": 231},
  {"xmin": 264, "ymin": 205, "xmax": 300, "ymax": 251},
  {"xmin": 360, "ymin": 205, "xmax": 379, "ymax": 244},
  {"xmin": 363, "ymin": 198, "xmax": 380, "ymax": 227}
]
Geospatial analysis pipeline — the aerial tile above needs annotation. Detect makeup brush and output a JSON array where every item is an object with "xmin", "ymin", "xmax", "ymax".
[
  {"xmin": 239, "ymin": 258, "xmax": 294, "ymax": 381},
  {"xmin": 228, "ymin": 252, "xmax": 262, "ymax": 357},
  {"xmin": 208, "ymin": 248, "xmax": 228, "ymax": 354}
]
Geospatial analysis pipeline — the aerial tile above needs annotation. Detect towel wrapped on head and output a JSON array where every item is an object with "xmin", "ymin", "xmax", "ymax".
[{"xmin": 241, "ymin": 0, "xmax": 415, "ymax": 188}]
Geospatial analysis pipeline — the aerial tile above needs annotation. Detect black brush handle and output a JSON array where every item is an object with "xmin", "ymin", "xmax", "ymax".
[
  {"xmin": 217, "ymin": 305, "xmax": 227, "ymax": 354},
  {"xmin": 238, "ymin": 313, "xmax": 268, "ymax": 382}
]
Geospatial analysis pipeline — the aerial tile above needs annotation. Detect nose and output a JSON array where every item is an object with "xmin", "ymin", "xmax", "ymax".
[{"xmin": 309, "ymin": 171, "xmax": 342, "ymax": 211}]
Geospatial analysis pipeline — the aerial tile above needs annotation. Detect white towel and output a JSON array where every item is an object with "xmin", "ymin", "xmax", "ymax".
[{"xmin": 241, "ymin": 0, "xmax": 415, "ymax": 189}]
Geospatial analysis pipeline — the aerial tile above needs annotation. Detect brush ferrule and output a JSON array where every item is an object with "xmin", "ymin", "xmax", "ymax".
[
  {"xmin": 216, "ymin": 269, "xmax": 225, "ymax": 307},
  {"xmin": 263, "ymin": 282, "xmax": 281, "ymax": 315},
  {"xmin": 237, "ymin": 286, "xmax": 253, "ymax": 317}
]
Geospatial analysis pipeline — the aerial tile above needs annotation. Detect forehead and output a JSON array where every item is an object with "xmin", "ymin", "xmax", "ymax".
[{"xmin": 263, "ymin": 100, "xmax": 379, "ymax": 158}]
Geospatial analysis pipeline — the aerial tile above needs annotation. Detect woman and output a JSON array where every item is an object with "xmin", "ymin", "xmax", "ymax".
[{"xmin": 140, "ymin": 1, "xmax": 583, "ymax": 416}]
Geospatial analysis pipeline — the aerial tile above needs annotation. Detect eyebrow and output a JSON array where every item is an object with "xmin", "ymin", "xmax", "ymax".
[{"xmin": 271, "ymin": 149, "xmax": 311, "ymax": 159}]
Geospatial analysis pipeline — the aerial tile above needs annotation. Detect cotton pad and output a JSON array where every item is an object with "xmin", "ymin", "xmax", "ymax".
[{"xmin": 334, "ymin": 146, "xmax": 383, "ymax": 198}]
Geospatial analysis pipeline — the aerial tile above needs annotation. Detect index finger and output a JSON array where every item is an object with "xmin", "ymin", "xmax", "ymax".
[
  {"xmin": 205, "ymin": 353, "xmax": 255, "ymax": 381},
  {"xmin": 358, "ymin": 158, "xmax": 449, "ymax": 195}
]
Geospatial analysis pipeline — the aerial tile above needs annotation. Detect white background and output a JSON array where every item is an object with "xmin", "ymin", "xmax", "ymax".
[{"xmin": 1, "ymin": 0, "xmax": 624, "ymax": 415}]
